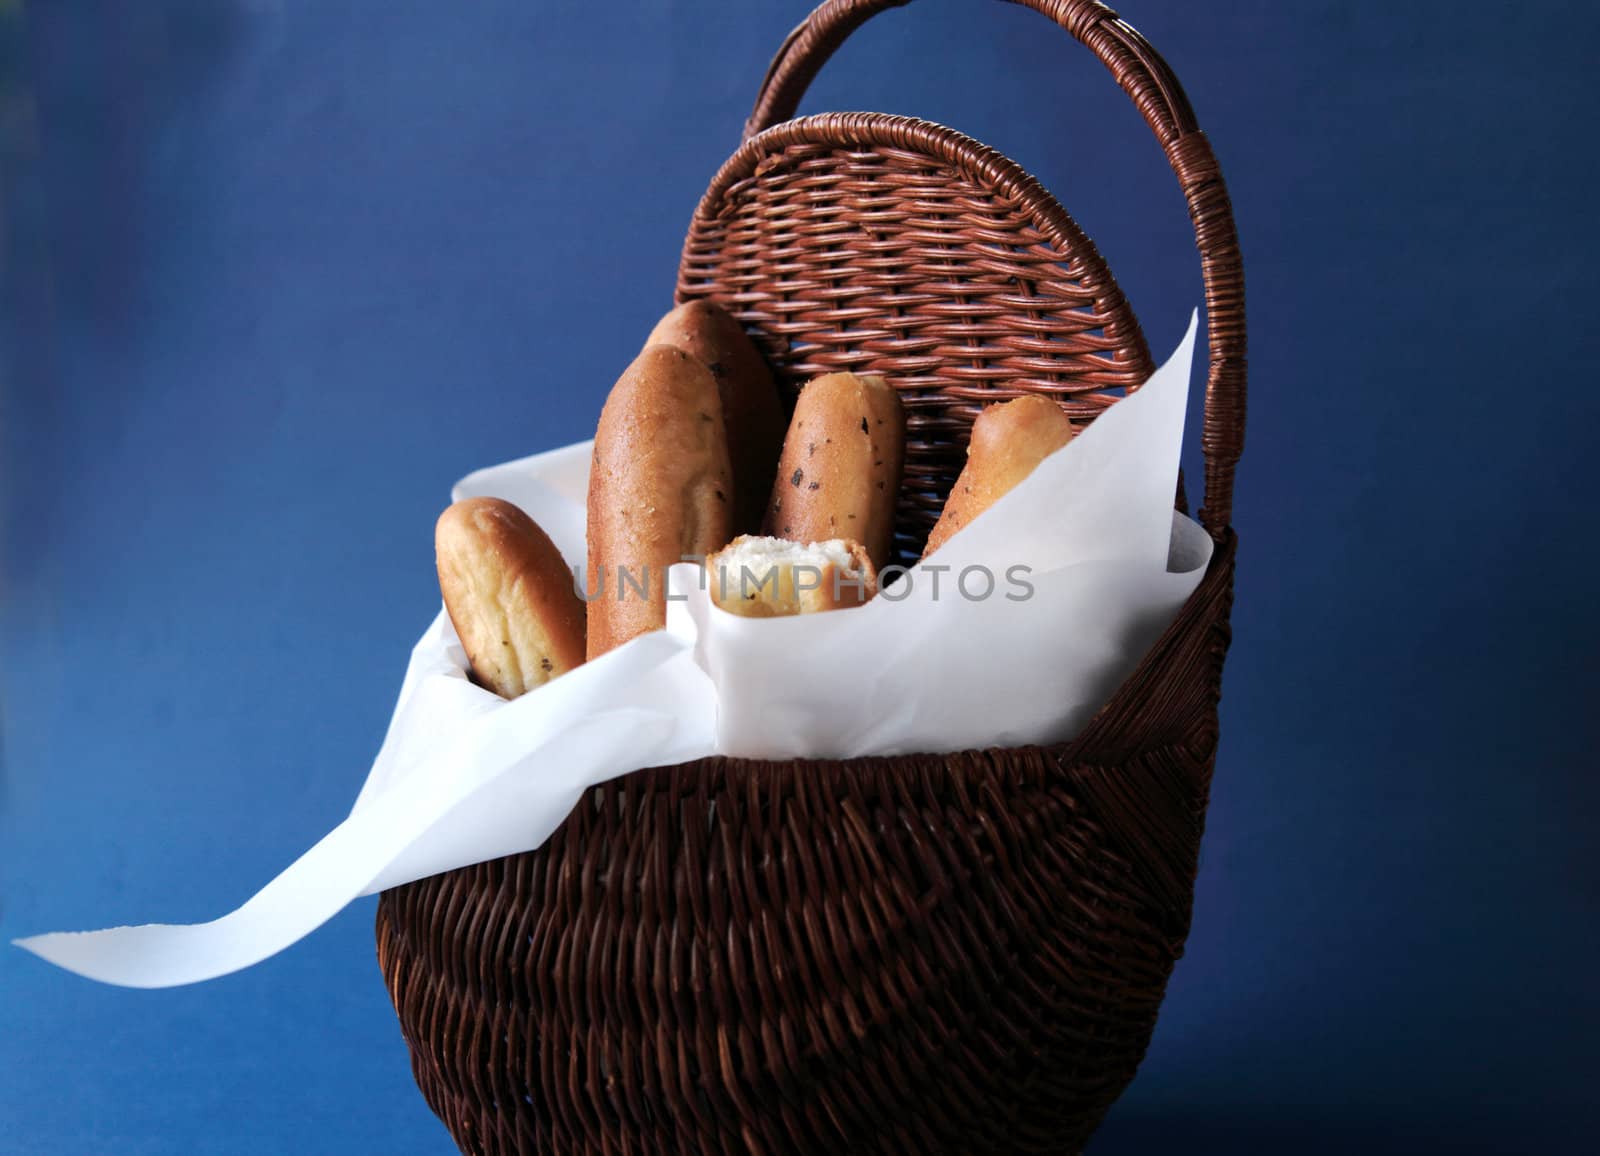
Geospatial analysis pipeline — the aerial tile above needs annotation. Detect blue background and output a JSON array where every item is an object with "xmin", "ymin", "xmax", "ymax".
[{"xmin": 4, "ymin": 1, "xmax": 1596, "ymax": 1152}]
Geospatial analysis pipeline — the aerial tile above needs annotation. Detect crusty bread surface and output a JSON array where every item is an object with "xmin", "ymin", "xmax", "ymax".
[
  {"xmin": 764, "ymin": 372, "xmax": 904, "ymax": 569},
  {"xmin": 586, "ymin": 344, "xmax": 734, "ymax": 658},
  {"xmin": 646, "ymin": 300, "xmax": 784, "ymax": 536}
]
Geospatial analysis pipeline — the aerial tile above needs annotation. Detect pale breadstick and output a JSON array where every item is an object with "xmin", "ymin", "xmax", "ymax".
[
  {"xmin": 435, "ymin": 497, "xmax": 585, "ymax": 698},
  {"xmin": 923, "ymin": 394, "xmax": 1075, "ymax": 558}
]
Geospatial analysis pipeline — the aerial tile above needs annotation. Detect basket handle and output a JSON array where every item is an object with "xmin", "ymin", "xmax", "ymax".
[{"xmin": 744, "ymin": 0, "xmax": 1246, "ymax": 537}]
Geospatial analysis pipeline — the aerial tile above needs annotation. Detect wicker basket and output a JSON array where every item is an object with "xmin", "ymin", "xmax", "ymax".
[{"xmin": 376, "ymin": 1, "xmax": 1245, "ymax": 1152}]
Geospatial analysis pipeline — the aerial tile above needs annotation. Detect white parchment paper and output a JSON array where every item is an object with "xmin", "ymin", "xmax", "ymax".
[{"xmin": 16, "ymin": 312, "xmax": 1210, "ymax": 987}]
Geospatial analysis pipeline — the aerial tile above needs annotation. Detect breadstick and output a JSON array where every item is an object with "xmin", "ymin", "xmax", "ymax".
[
  {"xmin": 435, "ymin": 497, "xmax": 585, "ymax": 698},
  {"xmin": 763, "ymin": 373, "xmax": 904, "ymax": 569},
  {"xmin": 646, "ymin": 300, "xmax": 784, "ymax": 535},
  {"xmin": 586, "ymin": 344, "xmax": 733, "ymax": 658},
  {"xmin": 923, "ymin": 394, "xmax": 1074, "ymax": 558},
  {"xmin": 706, "ymin": 535, "xmax": 877, "ymax": 618}
]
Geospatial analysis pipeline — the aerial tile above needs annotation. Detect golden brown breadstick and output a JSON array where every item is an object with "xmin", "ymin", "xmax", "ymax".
[
  {"xmin": 923, "ymin": 394, "xmax": 1075, "ymax": 558},
  {"xmin": 435, "ymin": 497, "xmax": 585, "ymax": 698},
  {"xmin": 586, "ymin": 344, "xmax": 733, "ymax": 658},
  {"xmin": 706, "ymin": 535, "xmax": 877, "ymax": 618},
  {"xmin": 763, "ymin": 373, "xmax": 904, "ymax": 569},
  {"xmin": 646, "ymin": 300, "xmax": 784, "ymax": 535}
]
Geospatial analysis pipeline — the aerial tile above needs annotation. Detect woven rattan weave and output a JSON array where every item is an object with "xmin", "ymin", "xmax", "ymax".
[{"xmin": 377, "ymin": 2, "xmax": 1245, "ymax": 1151}]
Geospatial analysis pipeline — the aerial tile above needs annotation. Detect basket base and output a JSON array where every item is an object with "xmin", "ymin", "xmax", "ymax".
[{"xmin": 376, "ymin": 538, "xmax": 1235, "ymax": 1155}]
